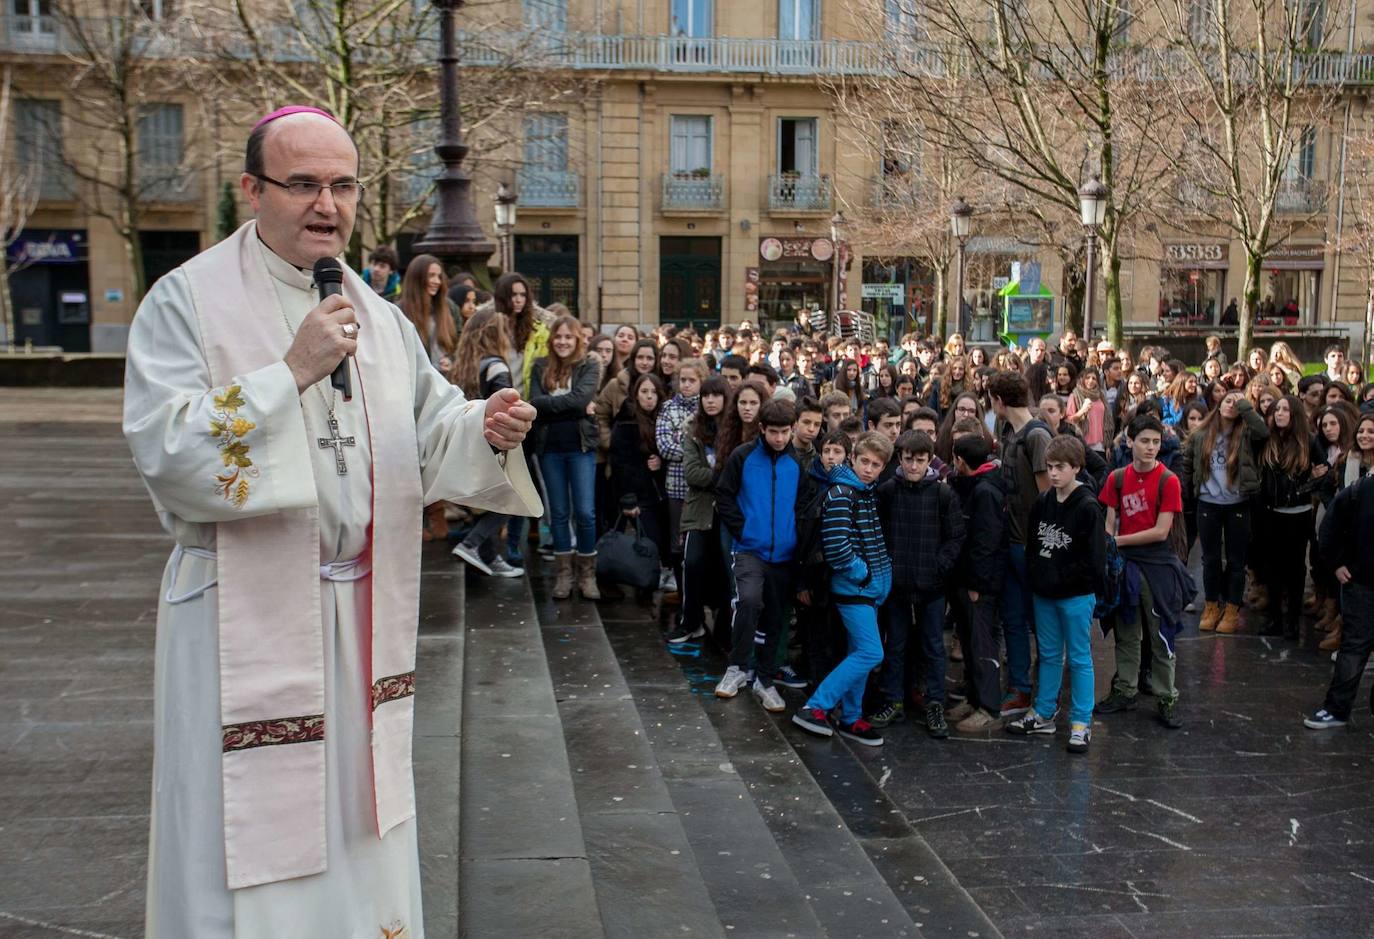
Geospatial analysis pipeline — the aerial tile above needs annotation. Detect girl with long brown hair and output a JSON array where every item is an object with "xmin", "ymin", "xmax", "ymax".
[
  {"xmin": 449, "ymin": 310, "xmax": 525, "ymax": 578},
  {"xmin": 400, "ymin": 254, "xmax": 459, "ymax": 375},
  {"xmin": 529, "ymin": 315, "xmax": 603, "ymax": 600},
  {"xmin": 714, "ymin": 379, "xmax": 769, "ymax": 472},
  {"xmin": 1181, "ymin": 389, "xmax": 1270, "ymax": 633},
  {"xmin": 609, "ymin": 372, "xmax": 670, "ymax": 586},
  {"xmin": 1256, "ymin": 395, "xmax": 1317, "ymax": 639},
  {"xmin": 929, "ymin": 355, "xmax": 969, "ymax": 419}
]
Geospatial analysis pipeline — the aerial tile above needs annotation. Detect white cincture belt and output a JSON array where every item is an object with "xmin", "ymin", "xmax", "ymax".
[{"xmin": 164, "ymin": 544, "xmax": 371, "ymax": 604}]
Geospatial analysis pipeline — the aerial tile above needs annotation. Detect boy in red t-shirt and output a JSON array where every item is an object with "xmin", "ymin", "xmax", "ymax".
[{"xmin": 1096, "ymin": 414, "xmax": 1187, "ymax": 728}]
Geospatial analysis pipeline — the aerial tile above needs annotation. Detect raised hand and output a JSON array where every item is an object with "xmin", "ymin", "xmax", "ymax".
[{"xmin": 283, "ymin": 295, "xmax": 358, "ymax": 393}]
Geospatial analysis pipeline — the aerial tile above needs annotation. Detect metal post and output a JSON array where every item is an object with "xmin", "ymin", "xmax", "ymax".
[
  {"xmin": 954, "ymin": 241, "xmax": 966, "ymax": 342},
  {"xmin": 1083, "ymin": 229, "xmax": 1097, "ymax": 341},
  {"xmin": 412, "ymin": 0, "xmax": 496, "ymax": 275}
]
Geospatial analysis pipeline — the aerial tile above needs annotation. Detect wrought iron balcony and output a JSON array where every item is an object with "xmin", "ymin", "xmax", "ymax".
[
  {"xmin": 0, "ymin": 13, "xmax": 58, "ymax": 51},
  {"xmin": 768, "ymin": 174, "xmax": 832, "ymax": 213},
  {"xmin": 1276, "ymin": 177, "xmax": 1326, "ymax": 214},
  {"xmin": 661, "ymin": 172, "xmax": 725, "ymax": 211},
  {"xmin": 871, "ymin": 174, "xmax": 926, "ymax": 209},
  {"xmin": 517, "ymin": 169, "xmax": 580, "ymax": 209},
  {"xmin": 139, "ymin": 169, "xmax": 201, "ymax": 204}
]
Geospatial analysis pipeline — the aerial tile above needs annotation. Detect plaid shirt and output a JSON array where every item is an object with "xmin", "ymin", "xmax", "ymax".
[{"xmin": 655, "ymin": 394, "xmax": 699, "ymax": 500}]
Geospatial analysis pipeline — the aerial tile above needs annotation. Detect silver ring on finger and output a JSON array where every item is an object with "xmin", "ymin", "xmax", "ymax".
[{"xmin": 342, "ymin": 323, "xmax": 358, "ymax": 340}]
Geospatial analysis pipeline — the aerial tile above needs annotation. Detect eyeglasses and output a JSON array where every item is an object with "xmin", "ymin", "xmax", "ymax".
[
  {"xmin": 955, "ymin": 406, "xmax": 978, "ymax": 416},
  {"xmin": 255, "ymin": 174, "xmax": 365, "ymax": 203}
]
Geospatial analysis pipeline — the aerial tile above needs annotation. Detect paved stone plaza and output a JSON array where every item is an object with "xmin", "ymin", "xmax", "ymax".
[{"xmin": 4, "ymin": 390, "xmax": 1374, "ymax": 938}]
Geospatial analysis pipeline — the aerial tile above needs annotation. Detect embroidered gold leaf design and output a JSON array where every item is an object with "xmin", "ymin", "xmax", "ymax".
[
  {"xmin": 214, "ymin": 385, "xmax": 246, "ymax": 413},
  {"xmin": 209, "ymin": 384, "xmax": 259, "ymax": 506}
]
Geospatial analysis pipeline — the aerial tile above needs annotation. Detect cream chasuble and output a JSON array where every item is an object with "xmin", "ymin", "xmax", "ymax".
[{"xmin": 123, "ymin": 221, "xmax": 541, "ymax": 939}]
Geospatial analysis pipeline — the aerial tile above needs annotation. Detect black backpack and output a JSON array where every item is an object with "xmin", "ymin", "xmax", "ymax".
[
  {"xmin": 1002, "ymin": 418, "xmax": 1053, "ymax": 505},
  {"xmin": 1110, "ymin": 466, "xmax": 1190, "ymax": 561}
]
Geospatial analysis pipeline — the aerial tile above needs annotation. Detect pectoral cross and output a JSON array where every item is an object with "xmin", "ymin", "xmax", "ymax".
[{"xmin": 318, "ymin": 416, "xmax": 356, "ymax": 476}]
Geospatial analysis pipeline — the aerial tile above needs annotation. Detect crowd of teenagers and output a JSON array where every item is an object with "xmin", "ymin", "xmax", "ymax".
[{"xmin": 386, "ymin": 258, "xmax": 1374, "ymax": 748}]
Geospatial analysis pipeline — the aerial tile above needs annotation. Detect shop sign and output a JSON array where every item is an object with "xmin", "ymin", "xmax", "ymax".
[
  {"xmin": 759, "ymin": 237, "xmax": 827, "ymax": 262},
  {"xmin": 1164, "ymin": 242, "xmax": 1229, "ymax": 268},
  {"xmin": 6, "ymin": 230, "xmax": 87, "ymax": 265},
  {"xmin": 862, "ymin": 283, "xmax": 904, "ymax": 302},
  {"xmin": 1265, "ymin": 244, "xmax": 1325, "ymax": 270}
]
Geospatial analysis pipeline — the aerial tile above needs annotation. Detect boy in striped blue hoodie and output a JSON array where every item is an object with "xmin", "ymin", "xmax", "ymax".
[{"xmin": 792, "ymin": 432, "xmax": 894, "ymax": 746}]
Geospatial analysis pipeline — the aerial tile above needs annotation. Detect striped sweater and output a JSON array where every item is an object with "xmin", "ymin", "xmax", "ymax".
[{"xmin": 821, "ymin": 463, "xmax": 892, "ymax": 604}]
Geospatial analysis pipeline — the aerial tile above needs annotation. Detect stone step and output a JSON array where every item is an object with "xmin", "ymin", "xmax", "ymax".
[
  {"xmin": 531, "ymin": 574, "xmax": 728, "ymax": 938},
  {"xmin": 457, "ymin": 571, "xmax": 604, "ymax": 937},
  {"xmin": 594, "ymin": 602, "xmax": 923, "ymax": 938},
  {"xmin": 415, "ymin": 543, "xmax": 467, "ymax": 937}
]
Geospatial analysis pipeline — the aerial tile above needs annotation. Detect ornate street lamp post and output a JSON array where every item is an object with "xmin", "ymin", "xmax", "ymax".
[
  {"xmin": 493, "ymin": 182, "xmax": 518, "ymax": 273},
  {"xmin": 1078, "ymin": 174, "xmax": 1109, "ymax": 340},
  {"xmin": 950, "ymin": 196, "xmax": 973, "ymax": 340},
  {"xmin": 412, "ymin": 0, "xmax": 496, "ymax": 277},
  {"xmin": 829, "ymin": 211, "xmax": 846, "ymax": 335}
]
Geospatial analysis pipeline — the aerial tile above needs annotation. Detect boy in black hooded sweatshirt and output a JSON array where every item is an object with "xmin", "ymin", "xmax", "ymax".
[
  {"xmin": 945, "ymin": 433, "xmax": 1011, "ymax": 733},
  {"xmin": 1007, "ymin": 434, "xmax": 1107, "ymax": 753}
]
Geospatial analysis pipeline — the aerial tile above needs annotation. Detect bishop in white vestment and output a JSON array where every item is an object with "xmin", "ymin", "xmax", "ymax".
[{"xmin": 122, "ymin": 107, "xmax": 541, "ymax": 938}]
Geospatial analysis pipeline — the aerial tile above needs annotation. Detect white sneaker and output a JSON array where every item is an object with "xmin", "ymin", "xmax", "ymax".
[
  {"xmin": 753, "ymin": 680, "xmax": 786, "ymax": 713},
  {"xmin": 659, "ymin": 567, "xmax": 678, "ymax": 593},
  {"xmin": 489, "ymin": 556, "xmax": 525, "ymax": 578},
  {"xmin": 715, "ymin": 665, "xmax": 749, "ymax": 699},
  {"xmin": 451, "ymin": 542, "xmax": 493, "ymax": 576}
]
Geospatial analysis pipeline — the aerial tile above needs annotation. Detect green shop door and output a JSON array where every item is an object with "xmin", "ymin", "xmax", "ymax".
[
  {"xmin": 515, "ymin": 235, "xmax": 580, "ymax": 314},
  {"xmin": 659, "ymin": 237, "xmax": 720, "ymax": 331}
]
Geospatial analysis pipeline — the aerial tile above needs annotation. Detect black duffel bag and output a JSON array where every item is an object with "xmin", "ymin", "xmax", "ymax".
[{"xmin": 595, "ymin": 515, "xmax": 659, "ymax": 590}]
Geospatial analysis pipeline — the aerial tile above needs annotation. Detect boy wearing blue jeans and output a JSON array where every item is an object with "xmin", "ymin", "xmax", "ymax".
[
  {"xmin": 792, "ymin": 432, "xmax": 894, "ymax": 746},
  {"xmin": 1006, "ymin": 435, "xmax": 1107, "ymax": 753}
]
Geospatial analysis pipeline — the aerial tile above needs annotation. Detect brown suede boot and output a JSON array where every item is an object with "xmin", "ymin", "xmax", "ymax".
[
  {"xmin": 1319, "ymin": 617, "xmax": 1343, "ymax": 652},
  {"xmin": 1215, "ymin": 603, "xmax": 1243, "ymax": 634},
  {"xmin": 575, "ymin": 553, "xmax": 601, "ymax": 600},
  {"xmin": 423, "ymin": 502, "xmax": 448, "ymax": 542},
  {"xmin": 552, "ymin": 552, "xmax": 574, "ymax": 600},
  {"xmin": 1198, "ymin": 601, "xmax": 1223, "ymax": 632},
  {"xmin": 1314, "ymin": 598, "xmax": 1339, "ymax": 632}
]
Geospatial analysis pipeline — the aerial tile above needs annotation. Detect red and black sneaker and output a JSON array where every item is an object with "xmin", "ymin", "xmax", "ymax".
[
  {"xmin": 838, "ymin": 719, "xmax": 884, "ymax": 747},
  {"xmin": 791, "ymin": 707, "xmax": 834, "ymax": 738}
]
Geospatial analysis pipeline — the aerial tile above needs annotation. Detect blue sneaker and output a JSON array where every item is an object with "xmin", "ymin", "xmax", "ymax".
[{"xmin": 774, "ymin": 665, "xmax": 809, "ymax": 689}]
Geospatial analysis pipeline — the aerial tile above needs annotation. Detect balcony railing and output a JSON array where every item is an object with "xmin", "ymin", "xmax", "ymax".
[
  {"xmin": 139, "ymin": 170, "xmax": 201, "ymax": 204},
  {"xmin": 458, "ymin": 31, "xmax": 1374, "ymax": 86},
  {"xmin": 1276, "ymin": 177, "xmax": 1326, "ymax": 214},
  {"xmin": 662, "ymin": 172, "xmax": 725, "ymax": 210},
  {"xmin": 1, "ymin": 13, "xmax": 58, "ymax": 51},
  {"xmin": 517, "ymin": 168, "xmax": 580, "ymax": 208},
  {"xmin": 768, "ymin": 173, "xmax": 832, "ymax": 213},
  {"xmin": 871, "ymin": 174, "xmax": 926, "ymax": 209}
]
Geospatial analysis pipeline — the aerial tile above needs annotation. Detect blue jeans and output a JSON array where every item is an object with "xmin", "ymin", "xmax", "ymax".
[
  {"xmin": 1031, "ymin": 593, "xmax": 1096, "ymax": 726},
  {"xmin": 539, "ymin": 449, "xmax": 597, "ymax": 554},
  {"xmin": 806, "ymin": 602, "xmax": 884, "ymax": 725},
  {"xmin": 880, "ymin": 593, "xmax": 946, "ymax": 705},
  {"xmin": 1000, "ymin": 543, "xmax": 1034, "ymax": 694}
]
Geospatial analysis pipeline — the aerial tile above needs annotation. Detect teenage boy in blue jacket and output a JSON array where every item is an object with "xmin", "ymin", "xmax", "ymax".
[
  {"xmin": 714, "ymin": 399, "xmax": 803, "ymax": 713},
  {"xmin": 792, "ymin": 432, "xmax": 895, "ymax": 746}
]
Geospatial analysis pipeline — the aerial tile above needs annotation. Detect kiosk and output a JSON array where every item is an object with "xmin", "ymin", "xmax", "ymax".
[{"xmin": 998, "ymin": 261, "xmax": 1054, "ymax": 348}]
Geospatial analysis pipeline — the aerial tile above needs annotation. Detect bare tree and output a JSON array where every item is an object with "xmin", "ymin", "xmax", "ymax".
[
  {"xmin": 190, "ymin": 0, "xmax": 586, "ymax": 259},
  {"xmin": 840, "ymin": 0, "xmax": 1181, "ymax": 347},
  {"xmin": 1335, "ymin": 123, "xmax": 1374, "ymax": 369},
  {"xmin": 1156, "ymin": 0, "xmax": 1345, "ymax": 355},
  {"xmin": 44, "ymin": 1, "xmax": 211, "ymax": 301},
  {"xmin": 0, "ymin": 65, "xmax": 42, "ymax": 348},
  {"xmin": 830, "ymin": 103, "xmax": 985, "ymax": 340}
]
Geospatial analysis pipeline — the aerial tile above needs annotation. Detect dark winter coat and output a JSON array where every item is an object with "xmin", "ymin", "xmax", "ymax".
[
  {"xmin": 877, "ymin": 465, "xmax": 965, "ymax": 596},
  {"xmin": 947, "ymin": 461, "xmax": 1010, "ymax": 595},
  {"xmin": 528, "ymin": 356, "xmax": 600, "ymax": 454}
]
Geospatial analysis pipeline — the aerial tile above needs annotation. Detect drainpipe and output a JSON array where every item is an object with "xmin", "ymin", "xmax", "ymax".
[{"xmin": 1327, "ymin": 0, "xmax": 1357, "ymax": 326}]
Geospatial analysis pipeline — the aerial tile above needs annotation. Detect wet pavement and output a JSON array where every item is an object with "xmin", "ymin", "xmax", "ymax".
[
  {"xmin": 6, "ymin": 389, "xmax": 1374, "ymax": 938},
  {"xmin": 613, "ymin": 588, "xmax": 1374, "ymax": 938}
]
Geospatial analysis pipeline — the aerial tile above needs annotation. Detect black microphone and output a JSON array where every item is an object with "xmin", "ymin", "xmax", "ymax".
[{"xmin": 313, "ymin": 257, "xmax": 351, "ymax": 401}]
